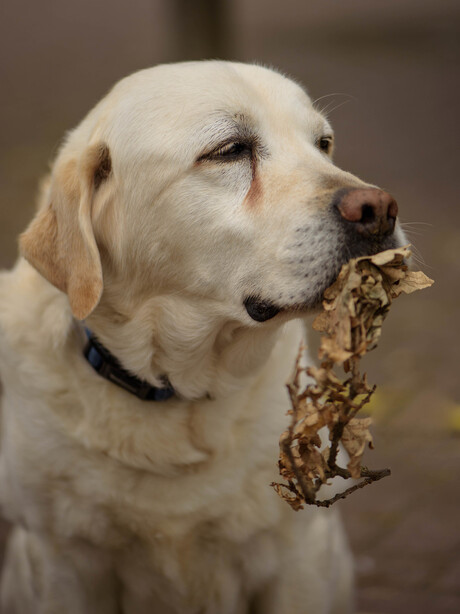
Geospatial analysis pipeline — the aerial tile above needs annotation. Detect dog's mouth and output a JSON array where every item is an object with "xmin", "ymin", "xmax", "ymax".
[{"xmin": 244, "ymin": 233, "xmax": 400, "ymax": 323}]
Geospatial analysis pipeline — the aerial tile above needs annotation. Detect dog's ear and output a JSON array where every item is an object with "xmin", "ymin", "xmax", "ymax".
[{"xmin": 20, "ymin": 143, "xmax": 111, "ymax": 320}]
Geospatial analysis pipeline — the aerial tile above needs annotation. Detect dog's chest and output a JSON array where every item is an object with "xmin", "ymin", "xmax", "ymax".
[
  {"xmin": 1, "ymin": 395, "xmax": 283, "ymax": 613},
  {"xmin": 107, "ymin": 521, "xmax": 279, "ymax": 613}
]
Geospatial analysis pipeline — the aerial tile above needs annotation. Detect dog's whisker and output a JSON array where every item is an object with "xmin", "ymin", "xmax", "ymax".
[
  {"xmin": 317, "ymin": 100, "xmax": 337, "ymax": 116},
  {"xmin": 407, "ymin": 244, "xmax": 432, "ymax": 270},
  {"xmin": 402, "ymin": 229, "xmax": 424, "ymax": 237},
  {"xmin": 312, "ymin": 92, "xmax": 356, "ymax": 106},
  {"xmin": 401, "ymin": 222, "xmax": 433, "ymax": 228},
  {"xmin": 320, "ymin": 99, "xmax": 353, "ymax": 118},
  {"xmin": 400, "ymin": 222, "xmax": 432, "ymax": 235},
  {"xmin": 400, "ymin": 222, "xmax": 432, "ymax": 242},
  {"xmin": 316, "ymin": 97, "xmax": 349, "ymax": 115}
]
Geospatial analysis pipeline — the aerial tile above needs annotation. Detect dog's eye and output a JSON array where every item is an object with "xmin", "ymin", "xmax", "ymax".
[
  {"xmin": 317, "ymin": 137, "xmax": 332, "ymax": 154},
  {"xmin": 206, "ymin": 141, "xmax": 252, "ymax": 161}
]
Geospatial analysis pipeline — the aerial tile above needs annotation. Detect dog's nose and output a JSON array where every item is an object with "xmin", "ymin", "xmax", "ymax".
[{"xmin": 336, "ymin": 188, "xmax": 398, "ymax": 236}]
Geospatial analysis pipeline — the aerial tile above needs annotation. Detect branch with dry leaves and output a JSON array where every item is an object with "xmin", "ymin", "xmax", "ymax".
[{"xmin": 271, "ymin": 246, "xmax": 433, "ymax": 510}]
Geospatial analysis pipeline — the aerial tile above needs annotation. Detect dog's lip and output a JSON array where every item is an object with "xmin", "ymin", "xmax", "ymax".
[
  {"xmin": 244, "ymin": 297, "xmax": 281, "ymax": 322},
  {"xmin": 244, "ymin": 292, "xmax": 324, "ymax": 322}
]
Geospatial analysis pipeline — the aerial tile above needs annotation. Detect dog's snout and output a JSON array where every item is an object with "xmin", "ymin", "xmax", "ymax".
[{"xmin": 336, "ymin": 188, "xmax": 398, "ymax": 236}]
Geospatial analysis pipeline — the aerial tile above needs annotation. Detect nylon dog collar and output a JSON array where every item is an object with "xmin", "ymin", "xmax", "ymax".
[{"xmin": 83, "ymin": 328, "xmax": 175, "ymax": 401}]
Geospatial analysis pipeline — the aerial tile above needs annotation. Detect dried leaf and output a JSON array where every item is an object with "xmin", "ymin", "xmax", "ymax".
[
  {"xmin": 342, "ymin": 417, "xmax": 374, "ymax": 479},
  {"xmin": 271, "ymin": 482, "xmax": 304, "ymax": 511},
  {"xmin": 272, "ymin": 246, "xmax": 434, "ymax": 508},
  {"xmin": 390, "ymin": 270, "xmax": 434, "ymax": 297}
]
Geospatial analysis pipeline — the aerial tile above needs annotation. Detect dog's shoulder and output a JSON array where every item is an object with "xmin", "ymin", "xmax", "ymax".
[
  {"xmin": 0, "ymin": 258, "xmax": 72, "ymax": 350},
  {"xmin": 0, "ymin": 258, "xmax": 75, "ymax": 408}
]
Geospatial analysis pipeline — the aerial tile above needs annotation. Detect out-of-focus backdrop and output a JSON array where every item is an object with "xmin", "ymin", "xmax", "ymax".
[{"xmin": 1, "ymin": 1, "xmax": 459, "ymax": 612}]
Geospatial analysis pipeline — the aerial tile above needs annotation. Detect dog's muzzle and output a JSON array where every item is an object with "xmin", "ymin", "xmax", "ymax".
[{"xmin": 243, "ymin": 186, "xmax": 400, "ymax": 323}]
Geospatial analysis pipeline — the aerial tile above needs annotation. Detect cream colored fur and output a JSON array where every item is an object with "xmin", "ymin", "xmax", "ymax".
[{"xmin": 0, "ymin": 61, "xmax": 403, "ymax": 613}]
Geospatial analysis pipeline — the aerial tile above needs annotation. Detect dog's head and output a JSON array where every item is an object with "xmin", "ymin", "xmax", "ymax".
[{"xmin": 20, "ymin": 62, "xmax": 405, "ymax": 397}]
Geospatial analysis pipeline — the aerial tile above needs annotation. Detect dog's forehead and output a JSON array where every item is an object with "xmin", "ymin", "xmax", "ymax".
[
  {"xmin": 115, "ymin": 62, "xmax": 311, "ymax": 110},
  {"xmin": 106, "ymin": 62, "xmax": 326, "ymax": 153}
]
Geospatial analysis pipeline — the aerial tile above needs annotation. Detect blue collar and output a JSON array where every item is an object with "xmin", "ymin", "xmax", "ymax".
[{"xmin": 83, "ymin": 328, "xmax": 175, "ymax": 402}]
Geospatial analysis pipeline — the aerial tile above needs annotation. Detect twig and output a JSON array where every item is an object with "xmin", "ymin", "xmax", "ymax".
[{"xmin": 313, "ymin": 467, "xmax": 391, "ymax": 508}]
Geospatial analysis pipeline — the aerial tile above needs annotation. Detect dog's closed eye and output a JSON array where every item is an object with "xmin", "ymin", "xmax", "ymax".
[{"xmin": 198, "ymin": 140, "xmax": 253, "ymax": 163}]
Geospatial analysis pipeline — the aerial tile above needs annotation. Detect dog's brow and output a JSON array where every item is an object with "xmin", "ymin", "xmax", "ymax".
[{"xmin": 197, "ymin": 114, "xmax": 256, "ymax": 151}]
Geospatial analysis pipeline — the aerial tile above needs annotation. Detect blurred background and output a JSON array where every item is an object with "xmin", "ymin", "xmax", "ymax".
[{"xmin": 0, "ymin": 1, "xmax": 459, "ymax": 612}]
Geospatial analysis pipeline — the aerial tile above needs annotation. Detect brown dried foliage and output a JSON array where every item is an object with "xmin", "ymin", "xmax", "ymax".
[{"xmin": 271, "ymin": 246, "xmax": 433, "ymax": 509}]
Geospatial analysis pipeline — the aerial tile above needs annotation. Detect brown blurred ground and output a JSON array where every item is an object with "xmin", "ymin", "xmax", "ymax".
[{"xmin": 0, "ymin": 1, "xmax": 459, "ymax": 612}]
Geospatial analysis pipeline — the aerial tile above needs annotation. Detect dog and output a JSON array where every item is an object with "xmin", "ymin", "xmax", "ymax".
[{"xmin": 0, "ymin": 61, "xmax": 404, "ymax": 613}]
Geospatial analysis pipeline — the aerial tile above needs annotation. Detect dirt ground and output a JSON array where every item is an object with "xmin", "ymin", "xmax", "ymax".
[{"xmin": 0, "ymin": 1, "xmax": 459, "ymax": 612}]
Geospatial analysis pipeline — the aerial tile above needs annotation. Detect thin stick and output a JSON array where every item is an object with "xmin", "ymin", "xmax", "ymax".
[{"xmin": 313, "ymin": 468, "xmax": 391, "ymax": 508}]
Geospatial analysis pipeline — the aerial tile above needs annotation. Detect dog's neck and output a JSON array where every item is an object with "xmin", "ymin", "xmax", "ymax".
[{"xmin": 85, "ymin": 292, "xmax": 283, "ymax": 401}]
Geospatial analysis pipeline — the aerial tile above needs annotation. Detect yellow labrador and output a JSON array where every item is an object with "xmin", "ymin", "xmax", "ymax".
[{"xmin": 0, "ymin": 62, "xmax": 404, "ymax": 614}]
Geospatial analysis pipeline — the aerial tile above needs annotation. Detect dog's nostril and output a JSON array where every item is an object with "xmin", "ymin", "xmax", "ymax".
[{"xmin": 360, "ymin": 204, "xmax": 376, "ymax": 225}]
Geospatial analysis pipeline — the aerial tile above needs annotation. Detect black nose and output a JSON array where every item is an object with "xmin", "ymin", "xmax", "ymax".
[{"xmin": 335, "ymin": 188, "xmax": 398, "ymax": 237}]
